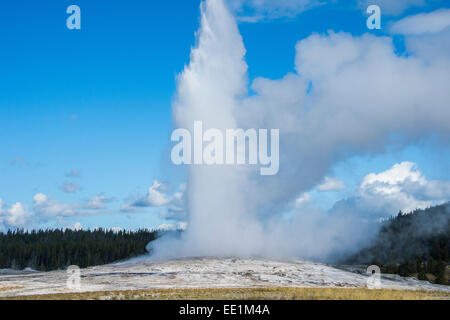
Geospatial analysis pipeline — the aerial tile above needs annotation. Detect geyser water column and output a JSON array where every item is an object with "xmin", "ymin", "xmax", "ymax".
[{"xmin": 168, "ymin": 0, "xmax": 264, "ymax": 257}]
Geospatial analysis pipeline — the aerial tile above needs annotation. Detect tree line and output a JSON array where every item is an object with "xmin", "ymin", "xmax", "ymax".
[
  {"xmin": 0, "ymin": 228, "xmax": 158, "ymax": 271},
  {"xmin": 345, "ymin": 202, "xmax": 450, "ymax": 285}
]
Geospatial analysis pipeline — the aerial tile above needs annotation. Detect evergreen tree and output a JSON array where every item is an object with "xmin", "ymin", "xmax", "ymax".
[
  {"xmin": 345, "ymin": 202, "xmax": 450, "ymax": 285},
  {"xmin": 0, "ymin": 228, "xmax": 159, "ymax": 271}
]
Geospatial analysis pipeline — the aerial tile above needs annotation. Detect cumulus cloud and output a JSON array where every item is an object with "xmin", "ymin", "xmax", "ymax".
[
  {"xmin": 67, "ymin": 222, "xmax": 83, "ymax": 231},
  {"xmin": 0, "ymin": 199, "xmax": 32, "ymax": 231},
  {"xmin": 329, "ymin": 162, "xmax": 450, "ymax": 226},
  {"xmin": 286, "ymin": 162, "xmax": 450, "ymax": 261},
  {"xmin": 33, "ymin": 193, "xmax": 78, "ymax": 218},
  {"xmin": 32, "ymin": 193, "xmax": 113, "ymax": 223},
  {"xmin": 390, "ymin": 9, "xmax": 450, "ymax": 35},
  {"xmin": 357, "ymin": 162, "xmax": 450, "ymax": 214},
  {"xmin": 1, "ymin": 194, "xmax": 88, "ymax": 230},
  {"xmin": 121, "ymin": 181, "xmax": 186, "ymax": 219},
  {"xmin": 139, "ymin": 181, "xmax": 172, "ymax": 207},
  {"xmin": 0, "ymin": 191, "xmax": 119, "ymax": 231},
  {"xmin": 361, "ymin": 162, "xmax": 424, "ymax": 187},
  {"xmin": 317, "ymin": 177, "xmax": 346, "ymax": 191},
  {"xmin": 84, "ymin": 194, "xmax": 111, "ymax": 210},
  {"xmin": 60, "ymin": 181, "xmax": 82, "ymax": 194},
  {"xmin": 155, "ymin": 222, "xmax": 188, "ymax": 232}
]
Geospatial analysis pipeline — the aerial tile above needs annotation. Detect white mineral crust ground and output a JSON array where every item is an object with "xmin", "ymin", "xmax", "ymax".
[{"xmin": 1, "ymin": 257, "xmax": 449, "ymax": 297}]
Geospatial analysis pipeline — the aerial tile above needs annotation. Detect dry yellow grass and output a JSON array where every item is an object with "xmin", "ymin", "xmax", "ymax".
[
  {"xmin": 2, "ymin": 287, "xmax": 450, "ymax": 300},
  {"xmin": 0, "ymin": 286, "xmax": 23, "ymax": 292}
]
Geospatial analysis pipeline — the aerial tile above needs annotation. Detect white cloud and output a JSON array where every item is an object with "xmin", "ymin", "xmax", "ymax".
[
  {"xmin": 391, "ymin": 9, "xmax": 450, "ymax": 35},
  {"xmin": 355, "ymin": 162, "xmax": 450, "ymax": 215},
  {"xmin": 33, "ymin": 193, "xmax": 78, "ymax": 218},
  {"xmin": 0, "ymin": 198, "xmax": 32, "ymax": 231},
  {"xmin": 33, "ymin": 193, "xmax": 47, "ymax": 206},
  {"xmin": 121, "ymin": 181, "xmax": 186, "ymax": 219},
  {"xmin": 33, "ymin": 193, "xmax": 112, "ymax": 221},
  {"xmin": 121, "ymin": 181, "xmax": 170, "ymax": 209},
  {"xmin": 361, "ymin": 162, "xmax": 424, "ymax": 191},
  {"xmin": 68, "ymin": 222, "xmax": 83, "ymax": 231},
  {"xmin": 317, "ymin": 177, "xmax": 346, "ymax": 191},
  {"xmin": 155, "ymin": 222, "xmax": 188, "ymax": 232},
  {"xmin": 6, "ymin": 203, "xmax": 29, "ymax": 226},
  {"xmin": 84, "ymin": 194, "xmax": 111, "ymax": 210},
  {"xmin": 60, "ymin": 181, "xmax": 82, "ymax": 193},
  {"xmin": 295, "ymin": 192, "xmax": 312, "ymax": 207},
  {"xmin": 143, "ymin": 181, "xmax": 172, "ymax": 207}
]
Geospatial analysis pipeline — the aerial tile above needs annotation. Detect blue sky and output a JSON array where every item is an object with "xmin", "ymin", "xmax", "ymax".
[
  {"xmin": 0, "ymin": 1, "xmax": 201, "ymax": 229},
  {"xmin": 1, "ymin": 0, "xmax": 450, "ymax": 231}
]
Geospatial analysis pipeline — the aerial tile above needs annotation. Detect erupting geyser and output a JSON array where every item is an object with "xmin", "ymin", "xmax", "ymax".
[
  {"xmin": 149, "ymin": 0, "xmax": 450, "ymax": 262},
  {"xmin": 152, "ymin": 0, "xmax": 267, "ymax": 258}
]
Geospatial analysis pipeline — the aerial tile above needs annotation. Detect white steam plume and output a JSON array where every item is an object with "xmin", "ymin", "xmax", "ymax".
[
  {"xmin": 153, "ymin": 0, "xmax": 265, "ymax": 257},
  {"xmin": 150, "ymin": 1, "xmax": 450, "ymax": 262}
]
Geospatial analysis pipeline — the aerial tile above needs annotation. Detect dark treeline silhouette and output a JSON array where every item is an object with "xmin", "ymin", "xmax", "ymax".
[
  {"xmin": 0, "ymin": 228, "xmax": 158, "ymax": 271},
  {"xmin": 345, "ymin": 202, "xmax": 450, "ymax": 285}
]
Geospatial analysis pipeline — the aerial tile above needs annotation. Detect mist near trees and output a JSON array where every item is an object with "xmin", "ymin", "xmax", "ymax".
[{"xmin": 346, "ymin": 202, "xmax": 450, "ymax": 285}]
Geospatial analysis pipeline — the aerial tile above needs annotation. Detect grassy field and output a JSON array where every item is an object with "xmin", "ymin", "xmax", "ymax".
[{"xmin": 3, "ymin": 287, "xmax": 450, "ymax": 300}]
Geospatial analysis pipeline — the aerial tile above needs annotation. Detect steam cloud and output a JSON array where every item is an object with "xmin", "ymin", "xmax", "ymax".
[{"xmin": 149, "ymin": 0, "xmax": 450, "ymax": 262}]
